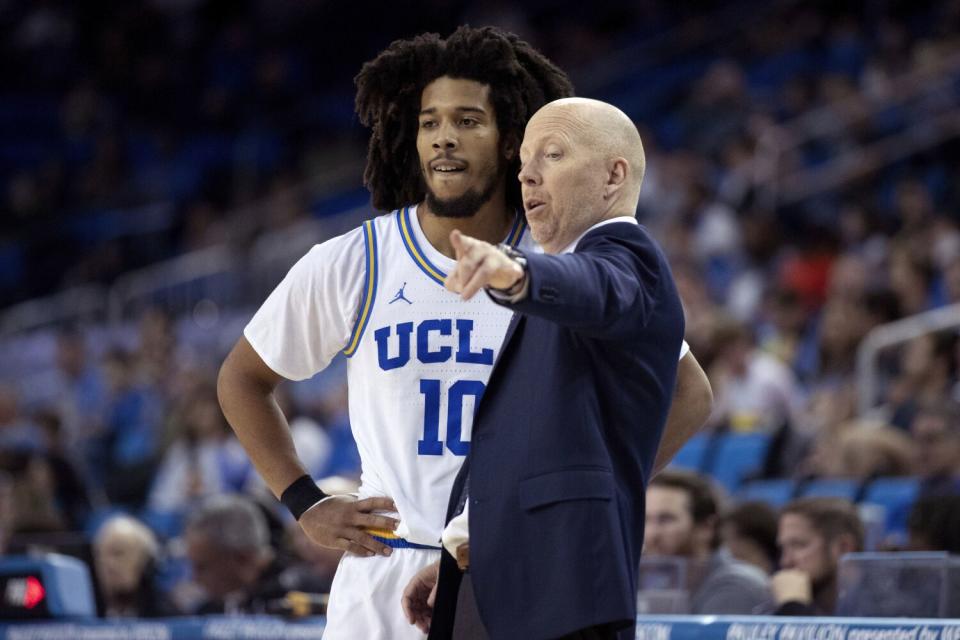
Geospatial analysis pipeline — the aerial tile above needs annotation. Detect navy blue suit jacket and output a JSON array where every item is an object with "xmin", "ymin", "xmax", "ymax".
[{"xmin": 428, "ymin": 221, "xmax": 685, "ymax": 640}]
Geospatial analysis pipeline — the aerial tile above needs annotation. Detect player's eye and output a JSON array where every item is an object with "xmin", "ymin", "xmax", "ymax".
[
  {"xmin": 461, "ymin": 117, "xmax": 478, "ymax": 126},
  {"xmin": 420, "ymin": 120, "xmax": 436, "ymax": 129}
]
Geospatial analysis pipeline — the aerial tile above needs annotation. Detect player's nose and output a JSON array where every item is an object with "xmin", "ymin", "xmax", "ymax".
[{"xmin": 431, "ymin": 121, "xmax": 458, "ymax": 151}]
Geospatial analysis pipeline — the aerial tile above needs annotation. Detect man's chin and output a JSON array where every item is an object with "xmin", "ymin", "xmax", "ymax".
[{"xmin": 425, "ymin": 191, "xmax": 485, "ymax": 219}]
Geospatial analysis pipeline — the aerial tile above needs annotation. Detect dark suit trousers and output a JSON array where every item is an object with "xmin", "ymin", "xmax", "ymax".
[{"xmin": 449, "ymin": 573, "xmax": 618, "ymax": 640}]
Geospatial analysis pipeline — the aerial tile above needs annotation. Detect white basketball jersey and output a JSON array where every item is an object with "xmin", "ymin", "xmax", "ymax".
[{"xmin": 340, "ymin": 205, "xmax": 532, "ymax": 545}]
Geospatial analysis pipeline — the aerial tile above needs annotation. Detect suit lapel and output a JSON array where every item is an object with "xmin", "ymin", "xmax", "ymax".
[{"xmin": 495, "ymin": 312, "xmax": 524, "ymax": 368}]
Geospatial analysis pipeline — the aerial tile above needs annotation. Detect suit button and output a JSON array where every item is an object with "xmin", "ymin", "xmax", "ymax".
[{"xmin": 472, "ymin": 498, "xmax": 482, "ymax": 506}]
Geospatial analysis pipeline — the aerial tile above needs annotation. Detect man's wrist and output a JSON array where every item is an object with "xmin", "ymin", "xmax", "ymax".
[
  {"xmin": 490, "ymin": 244, "xmax": 529, "ymax": 300},
  {"xmin": 281, "ymin": 474, "xmax": 328, "ymax": 520}
]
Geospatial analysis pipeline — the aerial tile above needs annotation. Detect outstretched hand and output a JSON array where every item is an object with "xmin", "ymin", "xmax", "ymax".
[
  {"xmin": 298, "ymin": 495, "xmax": 399, "ymax": 557},
  {"xmin": 444, "ymin": 230, "xmax": 524, "ymax": 300},
  {"xmin": 402, "ymin": 559, "xmax": 440, "ymax": 633}
]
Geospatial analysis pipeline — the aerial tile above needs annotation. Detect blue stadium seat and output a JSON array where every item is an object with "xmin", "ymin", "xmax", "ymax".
[
  {"xmin": 862, "ymin": 477, "xmax": 920, "ymax": 537},
  {"xmin": 668, "ymin": 433, "xmax": 710, "ymax": 472},
  {"xmin": 707, "ymin": 433, "xmax": 772, "ymax": 492},
  {"xmin": 738, "ymin": 479, "xmax": 796, "ymax": 508},
  {"xmin": 798, "ymin": 478, "xmax": 859, "ymax": 501}
]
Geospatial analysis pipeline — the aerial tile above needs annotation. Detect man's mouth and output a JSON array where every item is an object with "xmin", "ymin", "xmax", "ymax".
[
  {"xmin": 430, "ymin": 159, "xmax": 467, "ymax": 174},
  {"xmin": 524, "ymin": 198, "xmax": 546, "ymax": 215}
]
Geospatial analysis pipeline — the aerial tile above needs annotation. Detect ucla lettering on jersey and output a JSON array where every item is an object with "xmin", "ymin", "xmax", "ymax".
[{"xmin": 342, "ymin": 205, "xmax": 532, "ymax": 546}]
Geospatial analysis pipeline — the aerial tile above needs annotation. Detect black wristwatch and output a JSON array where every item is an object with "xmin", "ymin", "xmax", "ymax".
[{"xmin": 495, "ymin": 243, "xmax": 528, "ymax": 296}]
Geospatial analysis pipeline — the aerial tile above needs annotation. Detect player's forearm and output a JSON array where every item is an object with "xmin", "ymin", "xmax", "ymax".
[
  {"xmin": 217, "ymin": 356, "xmax": 307, "ymax": 499},
  {"xmin": 652, "ymin": 352, "xmax": 712, "ymax": 475}
]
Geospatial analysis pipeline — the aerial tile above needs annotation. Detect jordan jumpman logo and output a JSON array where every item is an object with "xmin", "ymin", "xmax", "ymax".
[{"xmin": 389, "ymin": 282, "xmax": 413, "ymax": 304}]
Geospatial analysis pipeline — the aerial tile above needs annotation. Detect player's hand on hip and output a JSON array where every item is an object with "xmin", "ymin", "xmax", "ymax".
[
  {"xmin": 402, "ymin": 559, "xmax": 440, "ymax": 634},
  {"xmin": 298, "ymin": 495, "xmax": 399, "ymax": 557},
  {"xmin": 445, "ymin": 230, "xmax": 523, "ymax": 300}
]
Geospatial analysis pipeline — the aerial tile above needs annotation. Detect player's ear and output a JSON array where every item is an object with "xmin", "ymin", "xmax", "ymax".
[{"xmin": 502, "ymin": 133, "xmax": 519, "ymax": 161}]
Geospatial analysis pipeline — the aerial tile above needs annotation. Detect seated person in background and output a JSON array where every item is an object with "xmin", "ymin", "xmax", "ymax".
[
  {"xmin": 773, "ymin": 497, "xmax": 863, "ymax": 615},
  {"xmin": 907, "ymin": 494, "xmax": 960, "ymax": 553},
  {"xmin": 910, "ymin": 400, "xmax": 960, "ymax": 498},
  {"xmin": 185, "ymin": 494, "xmax": 322, "ymax": 615},
  {"xmin": 0, "ymin": 471, "xmax": 12, "ymax": 555},
  {"xmin": 645, "ymin": 471, "xmax": 772, "ymax": 614},
  {"xmin": 720, "ymin": 500, "xmax": 780, "ymax": 575},
  {"xmin": 93, "ymin": 515, "xmax": 178, "ymax": 618},
  {"xmin": 148, "ymin": 384, "xmax": 249, "ymax": 514}
]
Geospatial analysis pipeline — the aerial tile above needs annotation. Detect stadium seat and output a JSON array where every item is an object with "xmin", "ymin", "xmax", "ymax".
[
  {"xmin": 862, "ymin": 477, "xmax": 921, "ymax": 538},
  {"xmin": 737, "ymin": 478, "xmax": 796, "ymax": 507},
  {"xmin": 668, "ymin": 433, "xmax": 710, "ymax": 472},
  {"xmin": 706, "ymin": 433, "xmax": 772, "ymax": 492},
  {"xmin": 798, "ymin": 478, "xmax": 860, "ymax": 501}
]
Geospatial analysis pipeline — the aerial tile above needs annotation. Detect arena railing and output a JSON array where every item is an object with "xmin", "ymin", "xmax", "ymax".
[
  {"xmin": 0, "ymin": 285, "xmax": 108, "ymax": 337},
  {"xmin": 856, "ymin": 302, "xmax": 960, "ymax": 416}
]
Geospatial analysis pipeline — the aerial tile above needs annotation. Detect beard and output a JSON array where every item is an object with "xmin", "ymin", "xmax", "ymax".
[{"xmin": 423, "ymin": 161, "xmax": 504, "ymax": 219}]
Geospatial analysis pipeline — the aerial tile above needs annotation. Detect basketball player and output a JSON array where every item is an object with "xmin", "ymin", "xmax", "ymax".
[{"xmin": 218, "ymin": 27, "xmax": 710, "ymax": 639}]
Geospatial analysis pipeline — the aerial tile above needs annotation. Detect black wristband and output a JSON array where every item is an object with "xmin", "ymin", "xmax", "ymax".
[{"xmin": 281, "ymin": 475, "xmax": 328, "ymax": 521}]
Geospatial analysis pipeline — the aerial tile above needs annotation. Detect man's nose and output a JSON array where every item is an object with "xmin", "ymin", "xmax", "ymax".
[
  {"xmin": 432, "ymin": 122, "xmax": 458, "ymax": 151},
  {"xmin": 518, "ymin": 162, "xmax": 540, "ymax": 186}
]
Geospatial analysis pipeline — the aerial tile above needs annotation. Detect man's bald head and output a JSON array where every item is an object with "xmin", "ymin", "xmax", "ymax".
[
  {"xmin": 519, "ymin": 97, "xmax": 646, "ymax": 253},
  {"xmin": 529, "ymin": 98, "xmax": 646, "ymax": 199}
]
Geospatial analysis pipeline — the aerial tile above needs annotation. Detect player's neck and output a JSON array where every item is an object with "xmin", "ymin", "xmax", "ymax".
[{"xmin": 418, "ymin": 192, "xmax": 515, "ymax": 259}]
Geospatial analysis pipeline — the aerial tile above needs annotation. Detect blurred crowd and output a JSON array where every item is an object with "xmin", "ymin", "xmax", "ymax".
[{"xmin": 2, "ymin": 0, "xmax": 960, "ymax": 621}]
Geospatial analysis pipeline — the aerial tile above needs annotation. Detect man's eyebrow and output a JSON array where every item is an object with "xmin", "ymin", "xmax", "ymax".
[{"xmin": 419, "ymin": 106, "xmax": 488, "ymax": 115}]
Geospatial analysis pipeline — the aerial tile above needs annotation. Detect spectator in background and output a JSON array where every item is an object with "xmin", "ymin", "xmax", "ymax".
[
  {"xmin": 706, "ymin": 315, "xmax": 802, "ymax": 433},
  {"xmin": 645, "ymin": 471, "xmax": 771, "ymax": 614},
  {"xmin": 720, "ymin": 501, "xmax": 780, "ymax": 575},
  {"xmin": 906, "ymin": 494, "xmax": 960, "ymax": 553},
  {"xmin": 93, "ymin": 515, "xmax": 178, "ymax": 618},
  {"xmin": 886, "ymin": 331, "xmax": 957, "ymax": 430},
  {"xmin": 0, "ymin": 471, "xmax": 12, "ymax": 554},
  {"xmin": 148, "ymin": 383, "xmax": 248, "ymax": 514},
  {"xmin": 33, "ymin": 409, "xmax": 91, "ymax": 529},
  {"xmin": 184, "ymin": 495, "xmax": 293, "ymax": 615},
  {"xmin": 911, "ymin": 400, "xmax": 960, "ymax": 497},
  {"xmin": 773, "ymin": 497, "xmax": 864, "ymax": 615},
  {"xmin": 92, "ymin": 348, "xmax": 164, "ymax": 507},
  {"xmin": 0, "ymin": 385, "xmax": 39, "ymax": 452},
  {"xmin": 50, "ymin": 328, "xmax": 107, "ymax": 456},
  {"xmin": 834, "ymin": 421, "xmax": 915, "ymax": 481}
]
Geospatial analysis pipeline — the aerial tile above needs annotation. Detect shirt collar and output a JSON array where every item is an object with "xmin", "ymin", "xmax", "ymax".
[{"xmin": 561, "ymin": 216, "xmax": 639, "ymax": 254}]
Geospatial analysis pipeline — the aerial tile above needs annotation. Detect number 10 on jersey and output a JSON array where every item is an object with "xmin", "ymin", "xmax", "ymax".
[{"xmin": 418, "ymin": 379, "xmax": 485, "ymax": 456}]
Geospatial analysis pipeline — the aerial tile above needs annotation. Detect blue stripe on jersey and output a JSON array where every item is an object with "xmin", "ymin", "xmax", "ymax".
[
  {"xmin": 397, "ymin": 207, "xmax": 527, "ymax": 287},
  {"xmin": 343, "ymin": 220, "xmax": 378, "ymax": 357},
  {"xmin": 397, "ymin": 207, "xmax": 447, "ymax": 286}
]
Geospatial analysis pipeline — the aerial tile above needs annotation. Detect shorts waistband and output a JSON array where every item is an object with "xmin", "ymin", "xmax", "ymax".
[{"xmin": 368, "ymin": 531, "xmax": 441, "ymax": 551}]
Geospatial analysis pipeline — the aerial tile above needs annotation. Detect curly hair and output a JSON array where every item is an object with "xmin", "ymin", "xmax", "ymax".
[{"xmin": 355, "ymin": 26, "xmax": 574, "ymax": 212}]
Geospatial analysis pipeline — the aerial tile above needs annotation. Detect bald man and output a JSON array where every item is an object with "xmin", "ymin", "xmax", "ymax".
[{"xmin": 402, "ymin": 98, "xmax": 685, "ymax": 640}]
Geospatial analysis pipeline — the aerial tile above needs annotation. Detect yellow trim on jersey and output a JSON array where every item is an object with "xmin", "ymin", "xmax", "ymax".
[
  {"xmin": 342, "ymin": 220, "xmax": 378, "ymax": 357},
  {"xmin": 398, "ymin": 207, "xmax": 447, "ymax": 285},
  {"xmin": 364, "ymin": 528, "xmax": 400, "ymax": 539}
]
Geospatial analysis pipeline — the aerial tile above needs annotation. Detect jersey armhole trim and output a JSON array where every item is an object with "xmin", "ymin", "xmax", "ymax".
[
  {"xmin": 506, "ymin": 209, "xmax": 527, "ymax": 248},
  {"xmin": 342, "ymin": 220, "xmax": 378, "ymax": 357}
]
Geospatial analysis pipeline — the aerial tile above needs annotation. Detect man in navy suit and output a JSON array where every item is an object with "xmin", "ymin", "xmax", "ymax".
[{"xmin": 402, "ymin": 98, "xmax": 686, "ymax": 639}]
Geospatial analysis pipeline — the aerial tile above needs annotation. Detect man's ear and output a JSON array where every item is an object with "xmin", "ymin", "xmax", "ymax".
[
  {"xmin": 604, "ymin": 157, "xmax": 629, "ymax": 199},
  {"xmin": 502, "ymin": 133, "xmax": 519, "ymax": 161},
  {"xmin": 830, "ymin": 533, "xmax": 857, "ymax": 561}
]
